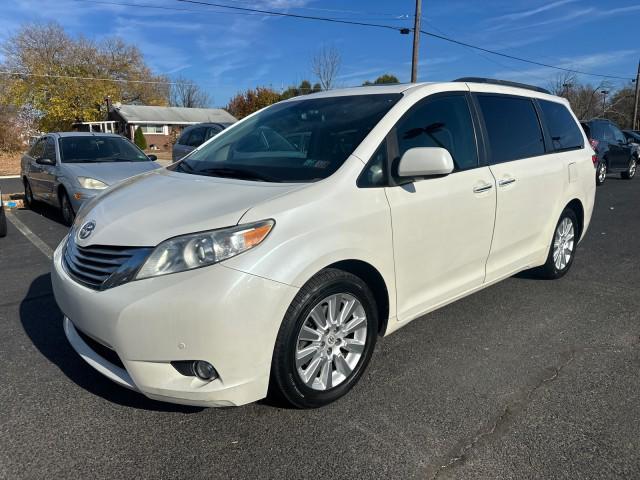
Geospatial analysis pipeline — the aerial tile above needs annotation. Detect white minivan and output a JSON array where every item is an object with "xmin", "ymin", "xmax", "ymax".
[{"xmin": 52, "ymin": 79, "xmax": 596, "ymax": 408}]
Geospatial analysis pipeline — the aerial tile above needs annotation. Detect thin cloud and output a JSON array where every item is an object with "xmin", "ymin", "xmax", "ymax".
[{"xmin": 487, "ymin": 0, "xmax": 578, "ymax": 23}]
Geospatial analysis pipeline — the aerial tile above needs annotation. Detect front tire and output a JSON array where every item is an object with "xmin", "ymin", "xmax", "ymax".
[
  {"xmin": 24, "ymin": 179, "xmax": 34, "ymax": 207},
  {"xmin": 270, "ymin": 268, "xmax": 378, "ymax": 408},
  {"xmin": 535, "ymin": 208, "xmax": 578, "ymax": 279},
  {"xmin": 60, "ymin": 190, "xmax": 75, "ymax": 226},
  {"xmin": 596, "ymin": 161, "xmax": 607, "ymax": 185},
  {"xmin": 621, "ymin": 156, "xmax": 637, "ymax": 180},
  {"xmin": 0, "ymin": 206, "xmax": 7, "ymax": 237}
]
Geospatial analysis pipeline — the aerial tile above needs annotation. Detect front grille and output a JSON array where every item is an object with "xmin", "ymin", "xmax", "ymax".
[
  {"xmin": 63, "ymin": 235, "xmax": 152, "ymax": 290},
  {"xmin": 76, "ymin": 327, "xmax": 125, "ymax": 370}
]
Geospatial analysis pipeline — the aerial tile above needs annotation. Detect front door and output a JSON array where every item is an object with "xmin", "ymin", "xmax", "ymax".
[{"xmin": 385, "ymin": 93, "xmax": 496, "ymax": 322}]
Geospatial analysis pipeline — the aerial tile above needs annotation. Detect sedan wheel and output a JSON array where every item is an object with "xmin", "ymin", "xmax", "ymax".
[
  {"xmin": 24, "ymin": 180, "xmax": 34, "ymax": 207},
  {"xmin": 60, "ymin": 191, "xmax": 75, "ymax": 226},
  {"xmin": 596, "ymin": 162, "xmax": 607, "ymax": 185},
  {"xmin": 622, "ymin": 157, "xmax": 637, "ymax": 180}
]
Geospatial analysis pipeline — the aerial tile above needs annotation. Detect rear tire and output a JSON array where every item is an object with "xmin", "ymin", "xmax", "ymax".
[
  {"xmin": 595, "ymin": 161, "xmax": 607, "ymax": 185},
  {"xmin": 60, "ymin": 190, "xmax": 75, "ymax": 226},
  {"xmin": 621, "ymin": 156, "xmax": 637, "ymax": 180},
  {"xmin": 534, "ymin": 208, "xmax": 579, "ymax": 280},
  {"xmin": 270, "ymin": 268, "xmax": 378, "ymax": 408}
]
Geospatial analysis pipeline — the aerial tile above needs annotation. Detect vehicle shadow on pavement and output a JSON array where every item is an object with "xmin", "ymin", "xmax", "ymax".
[
  {"xmin": 25, "ymin": 201, "xmax": 67, "ymax": 227},
  {"xmin": 20, "ymin": 273, "xmax": 203, "ymax": 414}
]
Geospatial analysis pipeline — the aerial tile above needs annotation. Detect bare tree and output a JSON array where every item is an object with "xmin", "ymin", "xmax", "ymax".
[
  {"xmin": 169, "ymin": 76, "xmax": 211, "ymax": 108},
  {"xmin": 311, "ymin": 46, "xmax": 341, "ymax": 91}
]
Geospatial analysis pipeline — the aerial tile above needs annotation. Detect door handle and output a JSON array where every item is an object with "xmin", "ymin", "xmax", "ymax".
[
  {"xmin": 498, "ymin": 177, "xmax": 516, "ymax": 187},
  {"xmin": 473, "ymin": 183, "xmax": 493, "ymax": 193}
]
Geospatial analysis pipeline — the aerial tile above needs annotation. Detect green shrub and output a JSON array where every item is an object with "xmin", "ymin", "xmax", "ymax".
[{"xmin": 134, "ymin": 126, "xmax": 147, "ymax": 150}]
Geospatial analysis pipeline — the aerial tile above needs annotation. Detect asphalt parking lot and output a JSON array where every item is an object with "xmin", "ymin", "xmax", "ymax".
[{"xmin": 1, "ymin": 176, "xmax": 639, "ymax": 479}]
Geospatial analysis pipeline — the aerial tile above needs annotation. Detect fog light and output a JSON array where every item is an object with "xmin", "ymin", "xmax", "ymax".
[{"xmin": 193, "ymin": 360, "xmax": 217, "ymax": 380}]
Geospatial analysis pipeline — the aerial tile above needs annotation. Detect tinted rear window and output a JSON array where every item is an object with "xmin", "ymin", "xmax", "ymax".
[
  {"xmin": 538, "ymin": 100, "xmax": 583, "ymax": 151},
  {"xmin": 477, "ymin": 95, "xmax": 545, "ymax": 163}
]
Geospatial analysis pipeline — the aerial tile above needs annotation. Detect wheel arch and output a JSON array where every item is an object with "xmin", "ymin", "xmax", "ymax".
[
  {"xmin": 324, "ymin": 259, "xmax": 390, "ymax": 336},
  {"xmin": 565, "ymin": 198, "xmax": 584, "ymax": 240}
]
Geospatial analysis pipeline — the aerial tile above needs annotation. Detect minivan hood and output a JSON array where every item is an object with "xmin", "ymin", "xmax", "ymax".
[
  {"xmin": 75, "ymin": 168, "xmax": 305, "ymax": 247},
  {"xmin": 64, "ymin": 161, "xmax": 161, "ymax": 186}
]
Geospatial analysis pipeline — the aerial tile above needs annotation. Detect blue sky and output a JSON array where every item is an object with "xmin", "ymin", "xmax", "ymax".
[{"xmin": 1, "ymin": 0, "xmax": 638, "ymax": 106}]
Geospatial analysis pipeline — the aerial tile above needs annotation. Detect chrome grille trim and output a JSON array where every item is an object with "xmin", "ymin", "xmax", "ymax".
[{"xmin": 63, "ymin": 235, "xmax": 153, "ymax": 290}]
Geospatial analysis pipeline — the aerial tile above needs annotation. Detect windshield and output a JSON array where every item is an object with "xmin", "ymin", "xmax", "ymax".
[
  {"xmin": 171, "ymin": 94, "xmax": 401, "ymax": 182},
  {"xmin": 59, "ymin": 136, "xmax": 150, "ymax": 163}
]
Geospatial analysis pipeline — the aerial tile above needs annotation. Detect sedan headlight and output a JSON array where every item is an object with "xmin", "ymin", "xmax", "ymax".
[
  {"xmin": 136, "ymin": 220, "xmax": 274, "ymax": 279},
  {"xmin": 77, "ymin": 177, "xmax": 108, "ymax": 190}
]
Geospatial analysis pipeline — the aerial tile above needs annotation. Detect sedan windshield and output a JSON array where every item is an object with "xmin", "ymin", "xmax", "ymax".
[
  {"xmin": 172, "ymin": 94, "xmax": 402, "ymax": 182},
  {"xmin": 59, "ymin": 136, "xmax": 151, "ymax": 163}
]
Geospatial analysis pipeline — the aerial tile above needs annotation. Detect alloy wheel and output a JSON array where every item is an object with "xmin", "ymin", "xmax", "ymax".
[
  {"xmin": 295, "ymin": 293, "xmax": 367, "ymax": 391},
  {"xmin": 598, "ymin": 163, "xmax": 606, "ymax": 183},
  {"xmin": 553, "ymin": 217, "xmax": 575, "ymax": 271},
  {"xmin": 629, "ymin": 158, "xmax": 637, "ymax": 178}
]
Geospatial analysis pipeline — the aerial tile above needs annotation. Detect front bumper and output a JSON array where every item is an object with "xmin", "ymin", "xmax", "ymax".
[{"xmin": 52, "ymin": 240, "xmax": 298, "ymax": 407}]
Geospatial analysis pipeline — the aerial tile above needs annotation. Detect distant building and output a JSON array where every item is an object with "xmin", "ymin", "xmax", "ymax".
[
  {"xmin": 73, "ymin": 104, "xmax": 236, "ymax": 151},
  {"xmin": 110, "ymin": 104, "xmax": 237, "ymax": 151}
]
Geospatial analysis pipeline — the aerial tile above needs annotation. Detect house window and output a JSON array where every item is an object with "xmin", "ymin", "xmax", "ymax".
[{"xmin": 139, "ymin": 124, "xmax": 166, "ymax": 134}]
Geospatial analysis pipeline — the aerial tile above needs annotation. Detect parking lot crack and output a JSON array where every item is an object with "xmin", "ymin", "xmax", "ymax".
[{"xmin": 426, "ymin": 351, "xmax": 577, "ymax": 480}]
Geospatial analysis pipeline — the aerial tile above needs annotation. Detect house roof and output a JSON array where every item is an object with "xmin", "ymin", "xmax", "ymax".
[{"xmin": 111, "ymin": 104, "xmax": 237, "ymax": 125}]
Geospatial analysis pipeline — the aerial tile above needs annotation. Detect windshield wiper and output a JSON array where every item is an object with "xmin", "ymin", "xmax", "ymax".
[{"xmin": 196, "ymin": 167, "xmax": 277, "ymax": 182}]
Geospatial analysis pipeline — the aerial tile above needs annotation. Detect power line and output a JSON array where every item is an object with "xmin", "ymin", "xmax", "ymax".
[
  {"xmin": 173, "ymin": 0, "xmax": 634, "ymax": 81},
  {"xmin": 77, "ymin": 0, "xmax": 411, "ymax": 21},
  {"xmin": 419, "ymin": 30, "xmax": 633, "ymax": 81},
  {"xmin": 173, "ymin": 0, "xmax": 404, "ymax": 32}
]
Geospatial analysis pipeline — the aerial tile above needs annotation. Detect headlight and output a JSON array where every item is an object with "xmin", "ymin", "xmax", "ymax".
[
  {"xmin": 136, "ymin": 220, "xmax": 274, "ymax": 279},
  {"xmin": 77, "ymin": 177, "xmax": 108, "ymax": 190}
]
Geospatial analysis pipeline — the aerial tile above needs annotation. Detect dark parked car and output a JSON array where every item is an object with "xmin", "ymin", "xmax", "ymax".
[
  {"xmin": 581, "ymin": 119, "xmax": 637, "ymax": 185},
  {"xmin": 172, "ymin": 123, "xmax": 233, "ymax": 162},
  {"xmin": 623, "ymin": 130, "xmax": 640, "ymax": 158}
]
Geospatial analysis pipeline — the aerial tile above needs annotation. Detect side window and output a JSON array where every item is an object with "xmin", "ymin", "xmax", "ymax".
[
  {"xmin": 395, "ymin": 94, "xmax": 478, "ymax": 171},
  {"xmin": 610, "ymin": 124, "xmax": 625, "ymax": 144},
  {"xmin": 477, "ymin": 95, "xmax": 545, "ymax": 163},
  {"xmin": 43, "ymin": 137, "xmax": 57, "ymax": 162},
  {"xmin": 593, "ymin": 122, "xmax": 611, "ymax": 142},
  {"xmin": 206, "ymin": 126, "xmax": 222, "ymax": 140},
  {"xmin": 538, "ymin": 100, "xmax": 584, "ymax": 151},
  {"xmin": 187, "ymin": 127, "xmax": 206, "ymax": 147},
  {"xmin": 359, "ymin": 141, "xmax": 388, "ymax": 187},
  {"xmin": 29, "ymin": 139, "xmax": 45, "ymax": 159},
  {"xmin": 177, "ymin": 129, "xmax": 191, "ymax": 145}
]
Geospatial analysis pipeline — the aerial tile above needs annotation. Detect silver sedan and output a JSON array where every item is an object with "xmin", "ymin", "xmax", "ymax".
[{"xmin": 21, "ymin": 133, "xmax": 161, "ymax": 225}]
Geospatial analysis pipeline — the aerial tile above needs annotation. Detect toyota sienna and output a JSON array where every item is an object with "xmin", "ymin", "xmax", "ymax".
[{"xmin": 52, "ymin": 79, "xmax": 596, "ymax": 408}]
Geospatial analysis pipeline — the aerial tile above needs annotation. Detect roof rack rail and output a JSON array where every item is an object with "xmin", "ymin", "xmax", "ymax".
[{"xmin": 453, "ymin": 77, "xmax": 551, "ymax": 95}]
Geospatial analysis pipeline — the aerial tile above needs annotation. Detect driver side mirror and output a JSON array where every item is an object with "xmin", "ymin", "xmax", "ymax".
[
  {"xmin": 397, "ymin": 147, "xmax": 454, "ymax": 181},
  {"xmin": 147, "ymin": 154, "xmax": 158, "ymax": 161},
  {"xmin": 36, "ymin": 157, "xmax": 55, "ymax": 166}
]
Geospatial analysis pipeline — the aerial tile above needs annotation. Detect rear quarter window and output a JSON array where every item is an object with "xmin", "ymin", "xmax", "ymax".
[
  {"xmin": 538, "ymin": 100, "xmax": 584, "ymax": 151},
  {"xmin": 477, "ymin": 94, "xmax": 545, "ymax": 164}
]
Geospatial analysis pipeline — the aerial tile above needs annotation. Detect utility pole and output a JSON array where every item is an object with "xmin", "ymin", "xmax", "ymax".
[
  {"xmin": 633, "ymin": 59, "xmax": 640, "ymax": 130},
  {"xmin": 600, "ymin": 90, "xmax": 608, "ymax": 116},
  {"xmin": 411, "ymin": 0, "xmax": 422, "ymax": 83}
]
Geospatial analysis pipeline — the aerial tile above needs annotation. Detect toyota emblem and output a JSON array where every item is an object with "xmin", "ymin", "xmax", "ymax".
[{"xmin": 78, "ymin": 220, "xmax": 96, "ymax": 240}]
